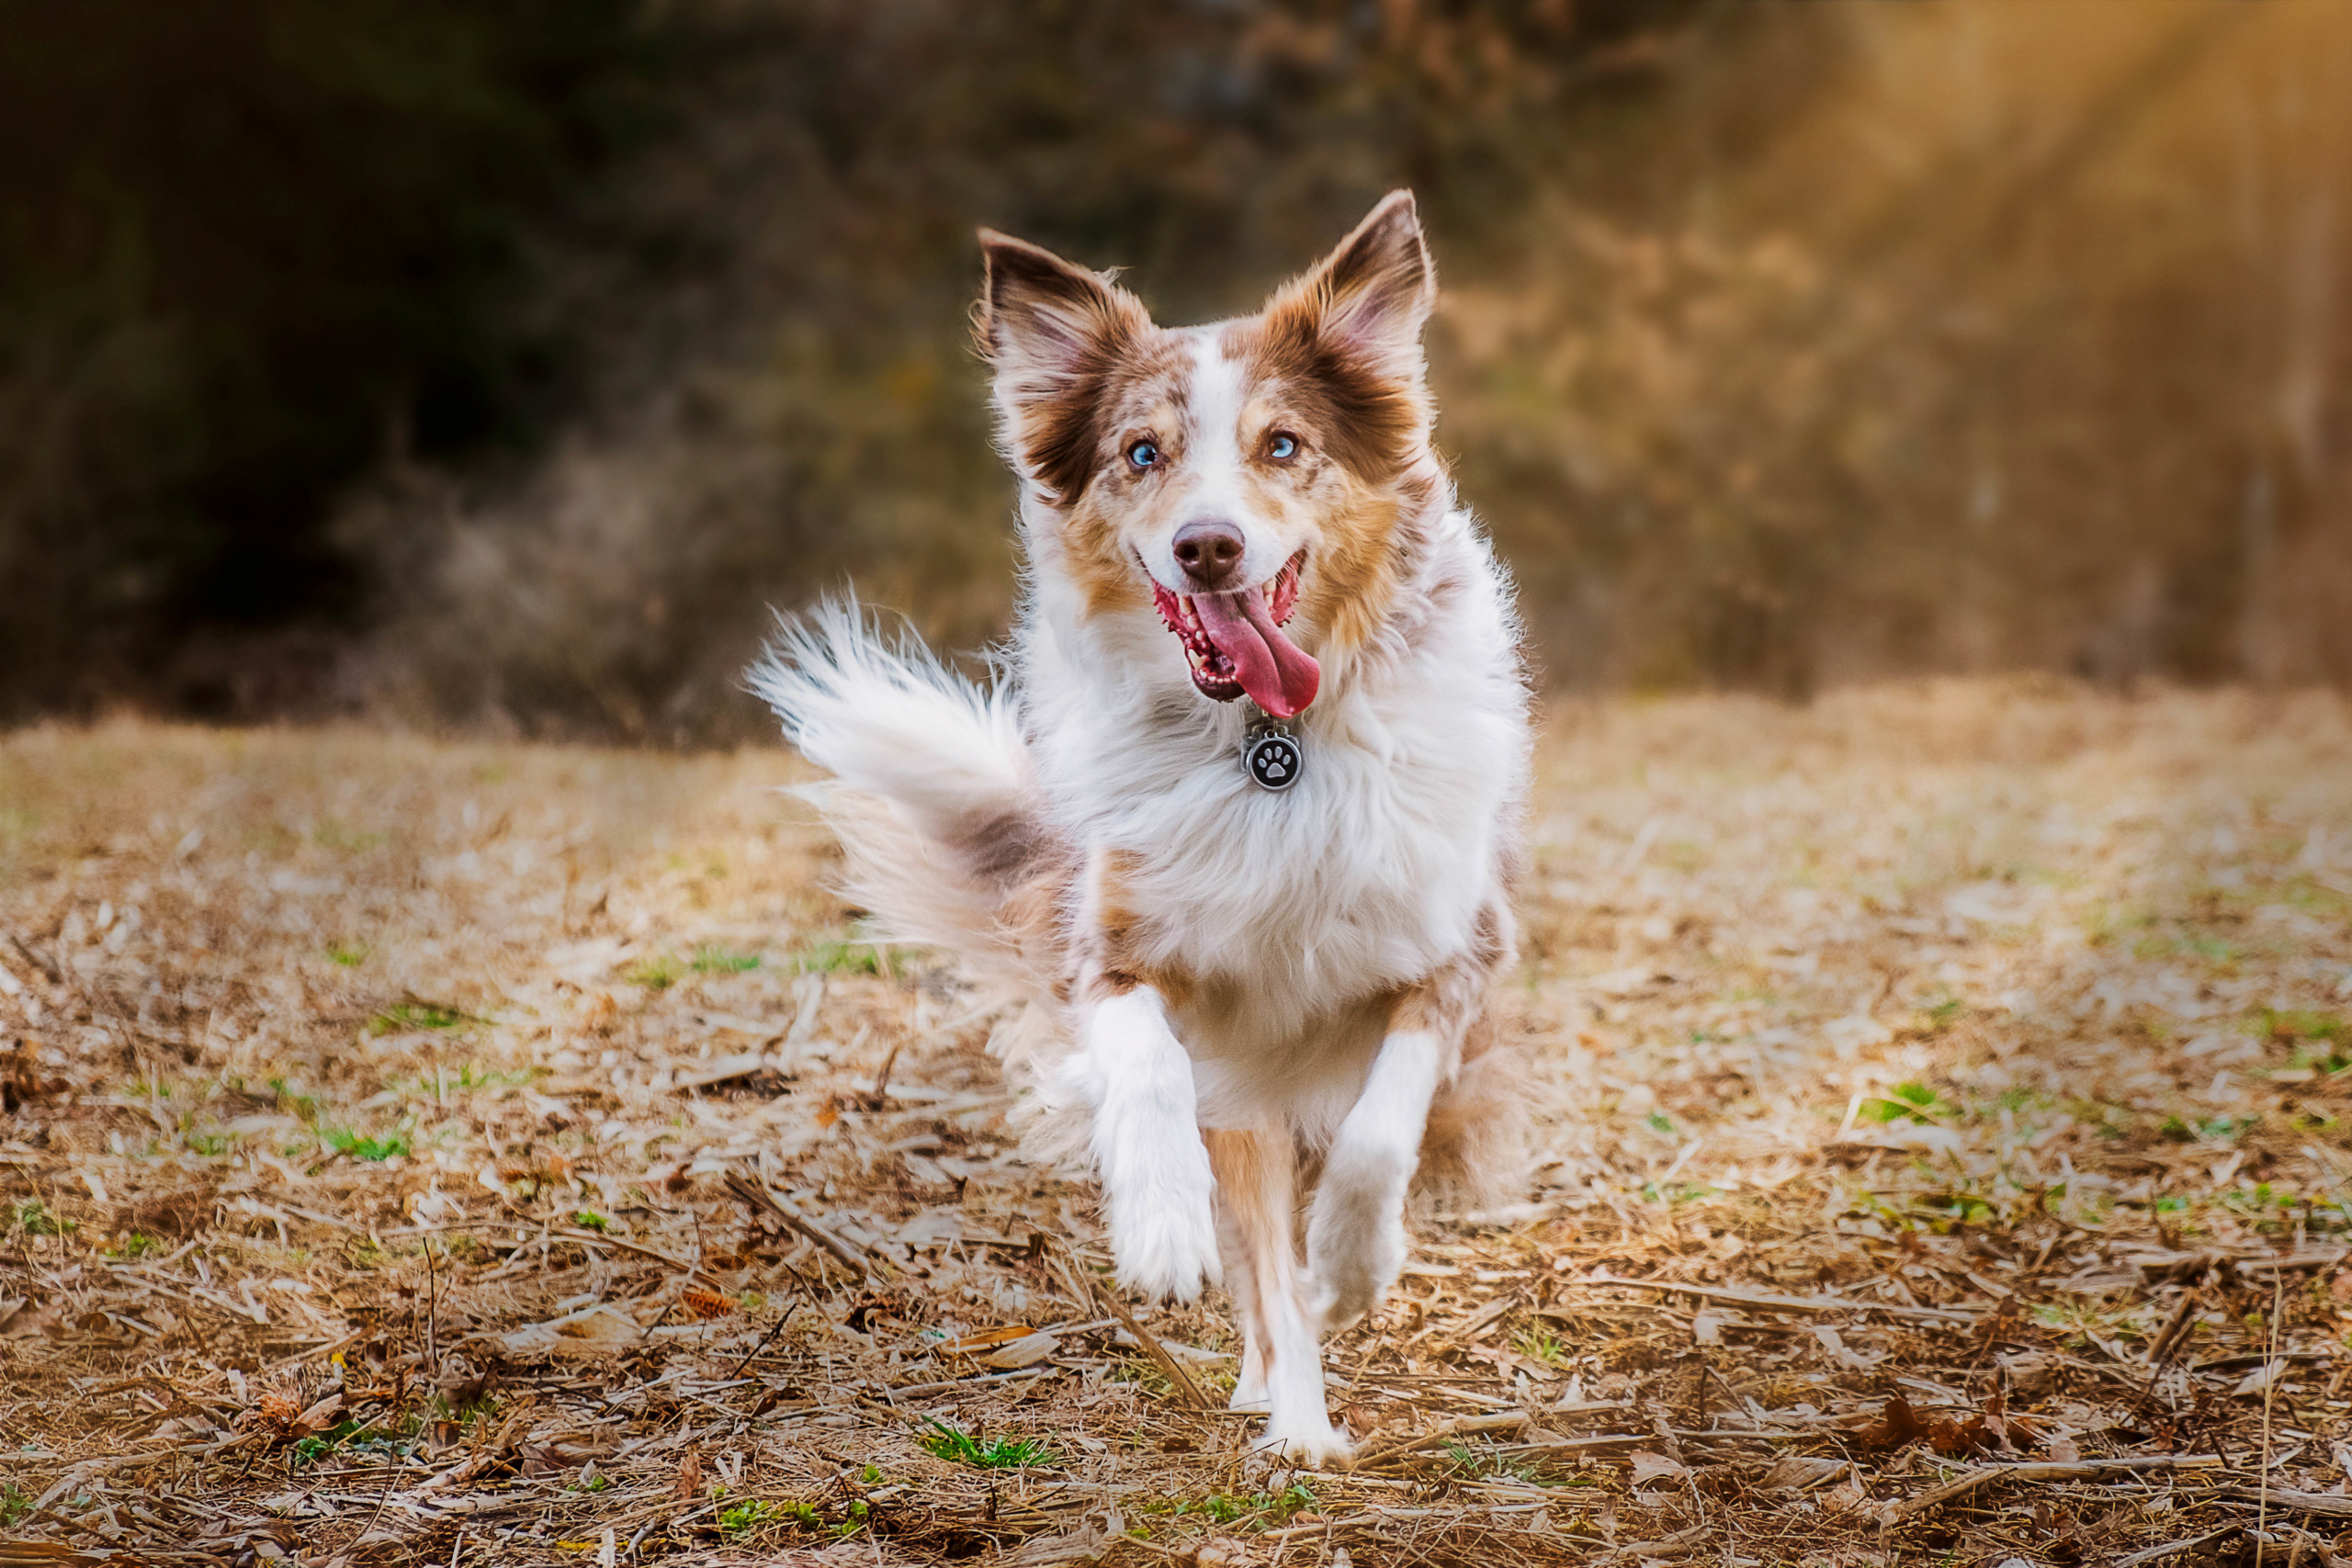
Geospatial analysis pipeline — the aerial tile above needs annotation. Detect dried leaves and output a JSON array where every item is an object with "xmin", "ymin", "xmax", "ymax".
[{"xmin": 0, "ymin": 691, "xmax": 2348, "ymax": 1565}]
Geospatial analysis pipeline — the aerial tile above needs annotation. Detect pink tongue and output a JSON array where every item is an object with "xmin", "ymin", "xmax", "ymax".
[{"xmin": 1192, "ymin": 590, "xmax": 1320, "ymax": 717}]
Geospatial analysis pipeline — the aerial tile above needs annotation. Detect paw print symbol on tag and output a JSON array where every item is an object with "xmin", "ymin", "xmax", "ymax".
[{"xmin": 1243, "ymin": 733, "xmax": 1303, "ymax": 793}]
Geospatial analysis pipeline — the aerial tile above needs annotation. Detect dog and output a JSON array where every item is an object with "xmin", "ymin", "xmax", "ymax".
[{"xmin": 752, "ymin": 190, "xmax": 1530, "ymax": 1461}]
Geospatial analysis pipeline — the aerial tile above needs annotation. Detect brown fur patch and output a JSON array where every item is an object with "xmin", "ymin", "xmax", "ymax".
[
  {"xmin": 981, "ymin": 193, "xmax": 1443, "ymax": 658},
  {"xmin": 1072, "ymin": 846, "xmax": 1195, "ymax": 1008},
  {"xmin": 1226, "ymin": 314, "xmax": 1426, "ymax": 491},
  {"xmin": 976, "ymin": 231, "xmax": 1161, "ymax": 505},
  {"xmin": 1204, "ymin": 1125, "xmax": 1302, "ymax": 1369},
  {"xmin": 1389, "ymin": 902, "xmax": 1525, "ymax": 1206}
]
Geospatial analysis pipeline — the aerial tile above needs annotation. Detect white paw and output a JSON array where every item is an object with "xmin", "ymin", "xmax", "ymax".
[
  {"xmin": 1254, "ymin": 1420, "xmax": 1354, "ymax": 1469},
  {"xmin": 1306, "ymin": 1211, "xmax": 1406, "ymax": 1337},
  {"xmin": 1108, "ymin": 1163, "xmax": 1222, "ymax": 1303}
]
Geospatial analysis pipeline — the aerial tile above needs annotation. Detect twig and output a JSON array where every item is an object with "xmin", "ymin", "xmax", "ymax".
[
  {"xmin": 2115, "ymin": 1528, "xmax": 2254, "ymax": 1567},
  {"xmin": 722, "ymin": 1169, "xmax": 876, "ymax": 1279},
  {"xmin": 1351, "ymin": 1411, "xmax": 1530, "ymax": 1468},
  {"xmin": 2208, "ymin": 1486, "xmax": 2352, "ymax": 1519},
  {"xmin": 1583, "ymin": 1270, "xmax": 1979, "ymax": 1325},
  {"xmin": 6, "ymin": 930, "xmax": 63, "ymax": 987},
  {"xmin": 1877, "ymin": 1456, "xmax": 2223, "ymax": 1524},
  {"xmin": 722, "ymin": 1301, "xmax": 802, "ymax": 1381},
  {"xmin": 1085, "ymin": 1277, "xmax": 1209, "ymax": 1411},
  {"xmin": 425, "ymin": 1235, "xmax": 439, "ymax": 1377},
  {"xmin": 2261, "ymin": 1260, "xmax": 2285, "ymax": 1553},
  {"xmin": 863, "ymin": 1040, "xmax": 902, "ymax": 1108},
  {"xmin": 2144, "ymin": 1286, "xmax": 2201, "ymax": 1369},
  {"xmin": 548, "ymin": 1225, "xmax": 712, "ymax": 1278}
]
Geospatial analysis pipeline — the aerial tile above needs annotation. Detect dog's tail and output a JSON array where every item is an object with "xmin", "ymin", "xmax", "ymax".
[{"xmin": 749, "ymin": 602, "xmax": 1064, "ymax": 997}]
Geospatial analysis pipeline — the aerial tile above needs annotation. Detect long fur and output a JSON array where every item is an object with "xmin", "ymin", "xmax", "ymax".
[
  {"xmin": 756, "ymin": 192, "xmax": 1531, "ymax": 1461},
  {"xmin": 747, "ymin": 602, "xmax": 1065, "ymax": 998}
]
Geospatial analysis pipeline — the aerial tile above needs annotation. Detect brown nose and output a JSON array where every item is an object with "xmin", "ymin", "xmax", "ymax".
[{"xmin": 1172, "ymin": 521, "xmax": 1245, "ymax": 590}]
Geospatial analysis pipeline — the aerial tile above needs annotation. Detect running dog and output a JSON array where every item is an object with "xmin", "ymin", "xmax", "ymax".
[{"xmin": 753, "ymin": 191, "xmax": 1530, "ymax": 1461}]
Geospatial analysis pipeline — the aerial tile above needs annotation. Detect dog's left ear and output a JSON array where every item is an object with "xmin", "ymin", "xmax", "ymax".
[{"xmin": 1272, "ymin": 190, "xmax": 1436, "ymax": 380}]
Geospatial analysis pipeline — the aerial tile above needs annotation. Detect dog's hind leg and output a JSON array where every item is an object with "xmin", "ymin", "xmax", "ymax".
[{"xmin": 1207, "ymin": 1125, "xmax": 1349, "ymax": 1464}]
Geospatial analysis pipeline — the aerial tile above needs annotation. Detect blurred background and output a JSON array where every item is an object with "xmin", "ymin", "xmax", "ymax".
[{"xmin": 5, "ymin": 0, "xmax": 2350, "ymax": 745}]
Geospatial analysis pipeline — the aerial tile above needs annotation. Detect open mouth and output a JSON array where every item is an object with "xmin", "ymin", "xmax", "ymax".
[{"xmin": 1149, "ymin": 550, "xmax": 1320, "ymax": 718}]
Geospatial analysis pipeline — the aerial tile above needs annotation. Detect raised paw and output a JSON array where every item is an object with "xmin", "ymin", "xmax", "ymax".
[
  {"xmin": 1109, "ymin": 1172, "xmax": 1222, "ymax": 1303},
  {"xmin": 1305, "ymin": 1208, "xmax": 1407, "ymax": 1337}
]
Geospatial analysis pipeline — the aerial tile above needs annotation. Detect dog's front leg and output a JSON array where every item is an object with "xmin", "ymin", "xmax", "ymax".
[
  {"xmin": 1304, "ymin": 1025, "xmax": 1441, "ymax": 1337},
  {"xmin": 1071, "ymin": 987, "xmax": 1222, "ymax": 1303}
]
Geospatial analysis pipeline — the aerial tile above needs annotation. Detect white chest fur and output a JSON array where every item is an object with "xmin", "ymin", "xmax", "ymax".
[{"xmin": 1019, "ymin": 511, "xmax": 1528, "ymax": 1052}]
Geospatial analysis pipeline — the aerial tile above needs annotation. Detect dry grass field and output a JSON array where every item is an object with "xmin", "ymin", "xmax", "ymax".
[{"xmin": 5, "ymin": 682, "xmax": 2352, "ymax": 1567}]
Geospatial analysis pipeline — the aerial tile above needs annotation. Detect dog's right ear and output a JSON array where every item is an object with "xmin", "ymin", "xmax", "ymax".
[{"xmin": 976, "ymin": 231, "xmax": 1150, "ymax": 503}]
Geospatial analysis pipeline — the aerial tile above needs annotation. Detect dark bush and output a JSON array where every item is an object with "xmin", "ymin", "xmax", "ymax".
[{"xmin": 0, "ymin": 0, "xmax": 662, "ymax": 715}]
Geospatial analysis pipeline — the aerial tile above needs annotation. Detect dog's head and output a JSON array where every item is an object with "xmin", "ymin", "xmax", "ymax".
[{"xmin": 976, "ymin": 192, "xmax": 1442, "ymax": 719}]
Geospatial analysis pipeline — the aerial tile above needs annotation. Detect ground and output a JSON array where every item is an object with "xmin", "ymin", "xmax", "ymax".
[{"xmin": 5, "ymin": 682, "xmax": 2352, "ymax": 1568}]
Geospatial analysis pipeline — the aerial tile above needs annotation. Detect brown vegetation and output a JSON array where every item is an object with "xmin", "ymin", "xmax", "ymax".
[
  {"xmin": 4, "ymin": 682, "xmax": 2352, "ymax": 1562},
  {"xmin": 15, "ymin": 3, "xmax": 2352, "ymax": 735}
]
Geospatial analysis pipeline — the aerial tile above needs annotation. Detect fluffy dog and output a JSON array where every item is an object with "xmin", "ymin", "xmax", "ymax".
[{"xmin": 753, "ymin": 191, "xmax": 1530, "ymax": 1461}]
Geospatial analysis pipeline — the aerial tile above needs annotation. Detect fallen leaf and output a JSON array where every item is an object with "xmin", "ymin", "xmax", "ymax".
[
  {"xmin": 2234, "ymin": 1359, "xmax": 2289, "ymax": 1396},
  {"xmin": 1858, "ymin": 1393, "xmax": 1928, "ymax": 1448},
  {"xmin": 495, "ymin": 1304, "xmax": 644, "ymax": 1358},
  {"xmin": 0, "ymin": 1300, "xmax": 60, "ymax": 1340},
  {"xmin": 1628, "ymin": 1450, "xmax": 1692, "ymax": 1486},
  {"xmin": 677, "ymin": 1287, "xmax": 735, "ymax": 1321},
  {"xmin": 981, "ymin": 1330, "xmax": 1059, "ymax": 1370},
  {"xmin": 1760, "ymin": 1455, "xmax": 1849, "ymax": 1493},
  {"xmin": 941, "ymin": 1325, "xmax": 1039, "ymax": 1355}
]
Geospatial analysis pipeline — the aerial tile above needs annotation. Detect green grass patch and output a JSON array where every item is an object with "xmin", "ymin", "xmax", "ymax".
[
  {"xmin": 1639, "ymin": 1179, "xmax": 1713, "ymax": 1204},
  {"xmin": 293, "ymin": 1414, "xmax": 417, "ymax": 1469},
  {"xmin": 369, "ymin": 1000, "xmax": 470, "ymax": 1035},
  {"xmin": 2133, "ymin": 929, "xmax": 2241, "ymax": 964},
  {"xmin": 1912, "ymin": 1193, "xmax": 1998, "ymax": 1231},
  {"xmin": 268, "ymin": 1077, "xmax": 322, "ymax": 1119},
  {"xmin": 325, "ymin": 941, "xmax": 371, "ymax": 968},
  {"xmin": 1444, "ymin": 1439, "xmax": 1544, "ymax": 1483},
  {"xmin": 918, "ymin": 1419, "xmax": 1057, "ymax": 1470},
  {"xmin": 14, "ymin": 1199, "xmax": 73, "ymax": 1236},
  {"xmin": 2265, "ymin": 1009, "xmax": 2346, "ymax": 1043},
  {"xmin": 1860, "ymin": 1081, "xmax": 1958, "ymax": 1124},
  {"xmin": 1, "ymin": 1484, "xmax": 30, "ymax": 1527},
  {"xmin": 387, "ymin": 1061, "xmax": 540, "ymax": 1098},
  {"xmin": 797, "ymin": 938, "xmax": 888, "ymax": 976},
  {"xmin": 1153, "ymin": 1484, "xmax": 1320, "ymax": 1529},
  {"xmin": 322, "ymin": 1125, "xmax": 413, "ymax": 1162},
  {"xmin": 2160, "ymin": 1112, "xmax": 2256, "ymax": 1145},
  {"xmin": 311, "ymin": 818, "xmax": 388, "ymax": 852},
  {"xmin": 693, "ymin": 943, "xmax": 761, "ymax": 974},
  {"xmin": 626, "ymin": 953, "xmax": 684, "ymax": 990},
  {"xmin": 103, "ymin": 1231, "xmax": 160, "ymax": 1259}
]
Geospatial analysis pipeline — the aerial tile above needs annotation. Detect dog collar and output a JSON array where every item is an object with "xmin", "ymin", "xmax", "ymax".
[{"xmin": 1241, "ymin": 708, "xmax": 1304, "ymax": 793}]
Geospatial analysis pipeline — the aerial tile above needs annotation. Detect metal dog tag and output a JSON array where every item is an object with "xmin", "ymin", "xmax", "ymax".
[{"xmin": 1241, "ymin": 718, "xmax": 1303, "ymax": 793}]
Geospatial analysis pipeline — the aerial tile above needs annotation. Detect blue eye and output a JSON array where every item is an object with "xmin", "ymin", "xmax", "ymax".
[
  {"xmin": 1267, "ymin": 432, "xmax": 1299, "ymax": 461},
  {"xmin": 1126, "ymin": 439, "xmax": 1160, "ymax": 469}
]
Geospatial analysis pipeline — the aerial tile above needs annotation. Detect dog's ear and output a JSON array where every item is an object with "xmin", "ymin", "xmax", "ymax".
[
  {"xmin": 976, "ymin": 231, "xmax": 1151, "ymax": 502},
  {"xmin": 1268, "ymin": 190, "xmax": 1435, "ymax": 382}
]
